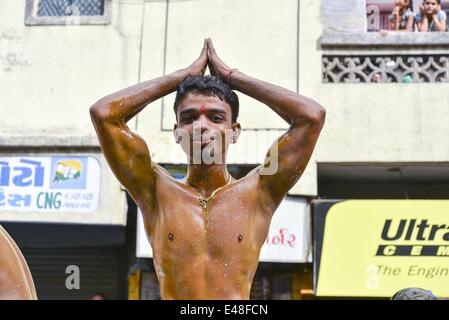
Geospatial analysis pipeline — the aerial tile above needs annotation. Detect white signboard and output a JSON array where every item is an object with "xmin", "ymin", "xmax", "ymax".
[
  {"xmin": 0, "ymin": 156, "xmax": 100, "ymax": 214},
  {"xmin": 259, "ymin": 197, "xmax": 310, "ymax": 262},
  {"xmin": 137, "ymin": 196, "xmax": 311, "ymax": 263}
]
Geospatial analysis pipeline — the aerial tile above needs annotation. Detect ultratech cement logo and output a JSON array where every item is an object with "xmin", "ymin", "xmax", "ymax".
[{"xmin": 376, "ymin": 219, "xmax": 449, "ymax": 257}]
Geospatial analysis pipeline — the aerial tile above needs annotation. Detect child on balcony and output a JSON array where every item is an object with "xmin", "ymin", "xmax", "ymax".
[
  {"xmin": 388, "ymin": 0, "xmax": 415, "ymax": 31},
  {"xmin": 416, "ymin": 0, "xmax": 447, "ymax": 31}
]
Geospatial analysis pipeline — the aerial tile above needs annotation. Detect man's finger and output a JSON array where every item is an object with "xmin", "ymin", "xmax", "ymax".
[
  {"xmin": 206, "ymin": 38, "xmax": 213, "ymax": 48},
  {"xmin": 200, "ymin": 40, "xmax": 207, "ymax": 57},
  {"xmin": 207, "ymin": 48, "xmax": 215, "ymax": 62},
  {"xmin": 207, "ymin": 61, "xmax": 217, "ymax": 77}
]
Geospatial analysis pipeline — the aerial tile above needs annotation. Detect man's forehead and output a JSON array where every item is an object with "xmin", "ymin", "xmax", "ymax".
[{"xmin": 178, "ymin": 92, "xmax": 231, "ymax": 113}]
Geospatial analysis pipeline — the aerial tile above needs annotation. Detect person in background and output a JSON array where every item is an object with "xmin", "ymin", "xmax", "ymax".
[
  {"xmin": 0, "ymin": 225, "xmax": 37, "ymax": 300},
  {"xmin": 391, "ymin": 287, "xmax": 438, "ymax": 300},
  {"xmin": 90, "ymin": 292, "xmax": 107, "ymax": 300},
  {"xmin": 372, "ymin": 73, "xmax": 382, "ymax": 83},
  {"xmin": 389, "ymin": 0, "xmax": 415, "ymax": 31},
  {"xmin": 416, "ymin": 0, "xmax": 447, "ymax": 31}
]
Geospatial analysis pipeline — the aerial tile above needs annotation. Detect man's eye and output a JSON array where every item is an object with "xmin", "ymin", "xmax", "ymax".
[
  {"xmin": 212, "ymin": 116, "xmax": 224, "ymax": 122},
  {"xmin": 181, "ymin": 117, "xmax": 193, "ymax": 123}
]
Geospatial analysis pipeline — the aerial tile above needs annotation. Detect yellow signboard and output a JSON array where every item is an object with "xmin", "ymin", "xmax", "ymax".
[
  {"xmin": 316, "ymin": 200, "xmax": 449, "ymax": 298},
  {"xmin": 128, "ymin": 270, "xmax": 141, "ymax": 300}
]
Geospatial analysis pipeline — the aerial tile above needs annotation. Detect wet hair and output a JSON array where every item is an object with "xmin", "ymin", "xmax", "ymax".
[
  {"xmin": 391, "ymin": 288, "xmax": 438, "ymax": 300},
  {"xmin": 174, "ymin": 75, "xmax": 239, "ymax": 124}
]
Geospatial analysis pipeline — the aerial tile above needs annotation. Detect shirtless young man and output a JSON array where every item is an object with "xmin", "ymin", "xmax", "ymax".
[{"xmin": 90, "ymin": 39, "xmax": 325, "ymax": 300}]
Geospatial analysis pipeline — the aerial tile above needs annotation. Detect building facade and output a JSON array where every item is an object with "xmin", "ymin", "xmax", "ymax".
[{"xmin": 1, "ymin": 0, "xmax": 448, "ymax": 299}]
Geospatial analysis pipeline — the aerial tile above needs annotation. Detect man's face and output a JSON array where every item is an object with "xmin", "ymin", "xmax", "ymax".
[
  {"xmin": 174, "ymin": 92, "xmax": 240, "ymax": 164},
  {"xmin": 423, "ymin": 0, "xmax": 438, "ymax": 14}
]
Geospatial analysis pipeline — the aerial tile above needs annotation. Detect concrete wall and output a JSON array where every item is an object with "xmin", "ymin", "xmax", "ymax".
[
  {"xmin": 0, "ymin": 0, "xmax": 142, "ymax": 144},
  {"xmin": 300, "ymin": 0, "xmax": 449, "ymax": 164},
  {"xmin": 0, "ymin": 0, "xmax": 136, "ymax": 224}
]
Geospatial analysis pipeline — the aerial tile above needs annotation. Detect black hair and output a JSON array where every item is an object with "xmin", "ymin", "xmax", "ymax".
[
  {"xmin": 391, "ymin": 288, "xmax": 437, "ymax": 300},
  {"xmin": 173, "ymin": 75, "xmax": 239, "ymax": 124}
]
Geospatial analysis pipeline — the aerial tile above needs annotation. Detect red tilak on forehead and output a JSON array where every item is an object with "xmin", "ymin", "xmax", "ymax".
[{"xmin": 199, "ymin": 105, "xmax": 206, "ymax": 113}]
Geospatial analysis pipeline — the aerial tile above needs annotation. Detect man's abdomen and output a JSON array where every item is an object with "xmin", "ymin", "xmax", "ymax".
[{"xmin": 154, "ymin": 252, "xmax": 258, "ymax": 300}]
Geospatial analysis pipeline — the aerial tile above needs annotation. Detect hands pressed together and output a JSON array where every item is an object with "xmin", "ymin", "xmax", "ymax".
[{"xmin": 186, "ymin": 38, "xmax": 236, "ymax": 86}]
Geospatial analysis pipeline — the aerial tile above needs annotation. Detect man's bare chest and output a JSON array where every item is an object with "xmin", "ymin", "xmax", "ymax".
[
  {"xmin": 145, "ymin": 178, "xmax": 271, "ymax": 256},
  {"xmin": 158, "ymin": 188, "xmax": 256, "ymax": 241}
]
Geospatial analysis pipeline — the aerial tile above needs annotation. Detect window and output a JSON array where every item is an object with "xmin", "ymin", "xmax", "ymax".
[
  {"xmin": 25, "ymin": 0, "xmax": 112, "ymax": 26},
  {"xmin": 37, "ymin": 0, "xmax": 104, "ymax": 16}
]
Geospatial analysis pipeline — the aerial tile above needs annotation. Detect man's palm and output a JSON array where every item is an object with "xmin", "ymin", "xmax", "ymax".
[
  {"xmin": 206, "ymin": 39, "xmax": 231, "ymax": 81},
  {"xmin": 188, "ymin": 39, "xmax": 208, "ymax": 75}
]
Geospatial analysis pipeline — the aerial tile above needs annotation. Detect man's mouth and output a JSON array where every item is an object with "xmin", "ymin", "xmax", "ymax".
[
  {"xmin": 201, "ymin": 140, "xmax": 213, "ymax": 147},
  {"xmin": 192, "ymin": 137, "xmax": 215, "ymax": 147}
]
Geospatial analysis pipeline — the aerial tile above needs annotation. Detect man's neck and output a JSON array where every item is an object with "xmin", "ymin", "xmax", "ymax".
[{"xmin": 185, "ymin": 163, "xmax": 231, "ymax": 198}]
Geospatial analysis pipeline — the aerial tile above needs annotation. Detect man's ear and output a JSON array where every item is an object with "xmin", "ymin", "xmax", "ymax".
[
  {"xmin": 173, "ymin": 124, "xmax": 180, "ymax": 144},
  {"xmin": 231, "ymin": 123, "xmax": 241, "ymax": 144}
]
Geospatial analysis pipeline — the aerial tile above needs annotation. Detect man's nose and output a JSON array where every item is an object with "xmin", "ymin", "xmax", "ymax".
[{"xmin": 194, "ymin": 115, "xmax": 210, "ymax": 132}]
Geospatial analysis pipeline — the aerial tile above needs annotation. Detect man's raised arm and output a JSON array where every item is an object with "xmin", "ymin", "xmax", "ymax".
[
  {"xmin": 90, "ymin": 41, "xmax": 208, "ymax": 203},
  {"xmin": 207, "ymin": 39, "xmax": 325, "ymax": 208}
]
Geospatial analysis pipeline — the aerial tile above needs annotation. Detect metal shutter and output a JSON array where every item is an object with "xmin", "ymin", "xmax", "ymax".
[{"xmin": 21, "ymin": 246, "xmax": 125, "ymax": 300}]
